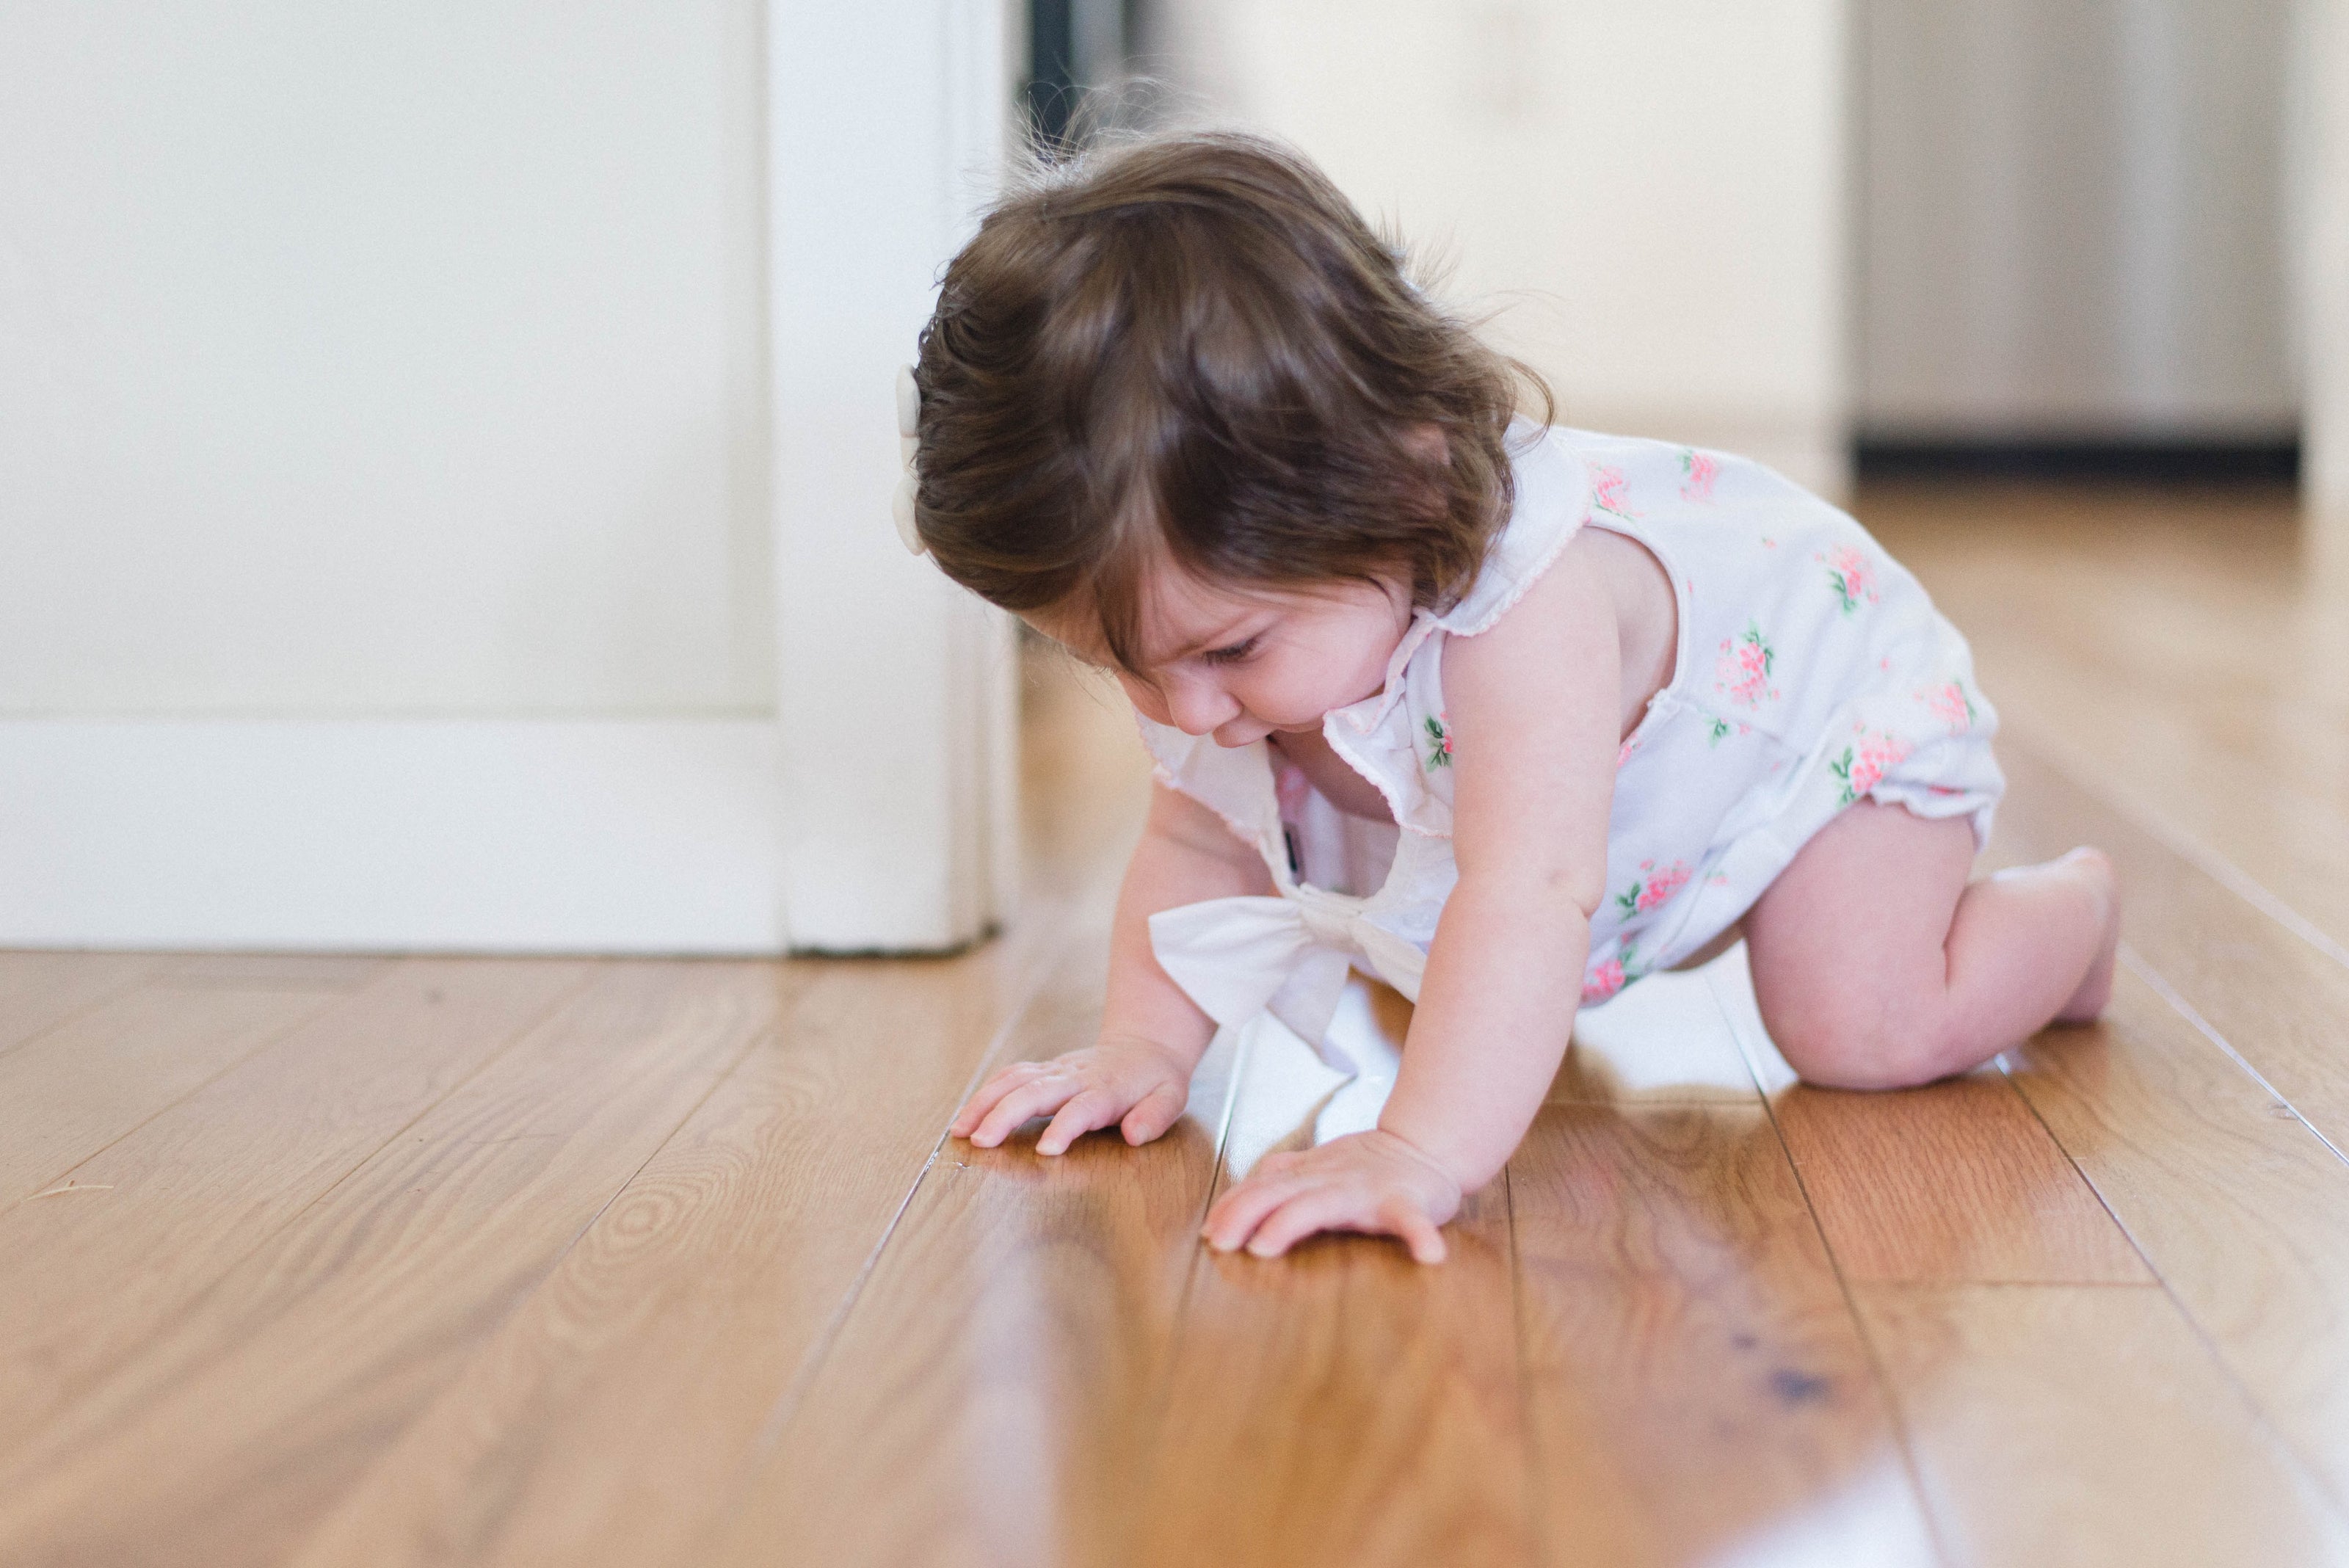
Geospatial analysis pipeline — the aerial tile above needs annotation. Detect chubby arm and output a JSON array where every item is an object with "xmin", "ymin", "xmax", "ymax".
[
  {"xmin": 954, "ymin": 778, "xmax": 1270, "ymax": 1154},
  {"xmin": 1204, "ymin": 544, "xmax": 1621, "ymax": 1260}
]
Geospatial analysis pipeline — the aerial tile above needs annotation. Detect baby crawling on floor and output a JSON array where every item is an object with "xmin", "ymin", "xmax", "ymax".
[{"xmin": 904, "ymin": 131, "xmax": 2119, "ymax": 1263}]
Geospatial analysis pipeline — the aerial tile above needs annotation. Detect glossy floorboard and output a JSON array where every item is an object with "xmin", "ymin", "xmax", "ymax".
[{"xmin": 4, "ymin": 489, "xmax": 2348, "ymax": 1565}]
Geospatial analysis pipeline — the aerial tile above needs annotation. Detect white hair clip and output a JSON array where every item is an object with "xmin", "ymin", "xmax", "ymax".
[{"xmin": 892, "ymin": 363, "xmax": 927, "ymax": 555}]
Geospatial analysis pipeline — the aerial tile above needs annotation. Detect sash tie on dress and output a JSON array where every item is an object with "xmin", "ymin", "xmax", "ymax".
[{"xmin": 1147, "ymin": 885, "xmax": 1426, "ymax": 1075}]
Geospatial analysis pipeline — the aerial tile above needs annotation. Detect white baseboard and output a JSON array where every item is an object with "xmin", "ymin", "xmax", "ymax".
[{"xmin": 0, "ymin": 719, "xmax": 786, "ymax": 953}]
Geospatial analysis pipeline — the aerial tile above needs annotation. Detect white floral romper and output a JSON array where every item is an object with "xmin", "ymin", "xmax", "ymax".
[{"xmin": 1138, "ymin": 424, "xmax": 2003, "ymax": 1073}]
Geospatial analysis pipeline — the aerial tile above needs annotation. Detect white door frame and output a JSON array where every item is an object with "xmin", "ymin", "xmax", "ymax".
[{"xmin": 766, "ymin": 0, "xmax": 1021, "ymax": 954}]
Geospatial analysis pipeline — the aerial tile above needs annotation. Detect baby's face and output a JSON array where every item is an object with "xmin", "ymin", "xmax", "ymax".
[{"xmin": 1028, "ymin": 570, "xmax": 1412, "ymax": 748}]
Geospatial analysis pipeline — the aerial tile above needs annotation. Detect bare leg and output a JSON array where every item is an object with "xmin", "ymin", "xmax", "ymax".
[{"xmin": 1743, "ymin": 802, "xmax": 2119, "ymax": 1090}]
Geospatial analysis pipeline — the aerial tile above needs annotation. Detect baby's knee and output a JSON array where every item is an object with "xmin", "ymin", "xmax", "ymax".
[{"xmin": 1761, "ymin": 995, "xmax": 1955, "ymax": 1092}]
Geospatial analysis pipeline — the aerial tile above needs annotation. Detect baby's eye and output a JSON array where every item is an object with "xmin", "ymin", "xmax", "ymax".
[{"xmin": 1199, "ymin": 636, "xmax": 1260, "ymax": 666}]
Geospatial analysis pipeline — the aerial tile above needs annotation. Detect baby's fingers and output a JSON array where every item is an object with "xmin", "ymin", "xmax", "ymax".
[
  {"xmin": 950, "ymin": 1059, "xmax": 1047, "ymax": 1138},
  {"xmin": 1239, "ymin": 1185, "xmax": 1376, "ymax": 1259},
  {"xmin": 1382, "ymin": 1198, "xmax": 1449, "ymax": 1266},
  {"xmin": 965, "ymin": 1072, "xmax": 1077, "ymax": 1148},
  {"xmin": 1202, "ymin": 1170, "xmax": 1315, "ymax": 1254},
  {"xmin": 1036, "ymin": 1089, "xmax": 1122, "ymax": 1156},
  {"xmin": 1119, "ymin": 1081, "xmax": 1188, "ymax": 1145},
  {"xmin": 1246, "ymin": 1188, "xmax": 1447, "ymax": 1264}
]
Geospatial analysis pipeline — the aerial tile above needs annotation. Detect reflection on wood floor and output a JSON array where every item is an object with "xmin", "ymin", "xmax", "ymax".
[{"xmin": 4, "ymin": 487, "xmax": 2348, "ymax": 1566}]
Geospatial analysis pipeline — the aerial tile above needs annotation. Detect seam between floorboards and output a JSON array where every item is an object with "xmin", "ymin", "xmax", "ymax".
[
  {"xmin": 1110, "ymin": 1017, "xmax": 1257, "ymax": 1533},
  {"xmin": 740, "ymin": 930, "xmax": 1072, "ymax": 1464},
  {"xmin": 1704, "ymin": 963, "xmax": 1955, "ymax": 1568},
  {"xmin": 1992, "ymin": 1008, "xmax": 2349, "ymax": 1524},
  {"xmin": 2, "ymin": 957, "xmax": 416, "ymax": 1220},
  {"xmin": 2116, "ymin": 945, "xmax": 2349, "ymax": 1171},
  {"xmin": 4, "ymin": 959, "xmax": 611, "ymax": 1476},
  {"xmin": 7, "ymin": 957, "xmax": 603, "ymax": 1354}
]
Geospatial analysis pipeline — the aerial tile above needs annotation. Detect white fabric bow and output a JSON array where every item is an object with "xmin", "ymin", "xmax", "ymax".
[{"xmin": 1148, "ymin": 884, "xmax": 1428, "ymax": 1077}]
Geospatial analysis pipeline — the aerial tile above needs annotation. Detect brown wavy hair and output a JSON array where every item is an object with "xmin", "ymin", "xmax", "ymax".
[{"xmin": 907, "ymin": 130, "xmax": 1550, "ymax": 669}]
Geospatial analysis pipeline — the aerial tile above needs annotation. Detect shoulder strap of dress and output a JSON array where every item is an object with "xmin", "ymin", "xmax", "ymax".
[{"xmin": 1431, "ymin": 423, "xmax": 1591, "ymax": 637}]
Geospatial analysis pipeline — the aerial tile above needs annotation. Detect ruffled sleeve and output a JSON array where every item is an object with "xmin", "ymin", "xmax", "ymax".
[{"xmin": 1431, "ymin": 423, "xmax": 1591, "ymax": 635}]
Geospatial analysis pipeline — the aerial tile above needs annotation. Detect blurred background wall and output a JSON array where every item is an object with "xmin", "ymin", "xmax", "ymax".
[
  {"xmin": 1093, "ymin": 0, "xmax": 2348, "ymax": 503},
  {"xmin": 1139, "ymin": 0, "xmax": 1853, "ymax": 496}
]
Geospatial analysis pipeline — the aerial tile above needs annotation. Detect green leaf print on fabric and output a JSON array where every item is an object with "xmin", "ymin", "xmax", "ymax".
[
  {"xmin": 1829, "ymin": 727, "xmax": 1914, "ymax": 807},
  {"xmin": 1707, "ymin": 717, "xmax": 1733, "ymax": 747},
  {"xmin": 1423, "ymin": 712, "xmax": 1453, "ymax": 771},
  {"xmin": 1613, "ymin": 859, "xmax": 1693, "ymax": 920},
  {"xmin": 1818, "ymin": 545, "xmax": 1880, "ymax": 616}
]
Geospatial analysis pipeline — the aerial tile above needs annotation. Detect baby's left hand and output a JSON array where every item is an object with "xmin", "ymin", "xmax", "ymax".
[{"xmin": 1202, "ymin": 1128, "xmax": 1464, "ymax": 1265}]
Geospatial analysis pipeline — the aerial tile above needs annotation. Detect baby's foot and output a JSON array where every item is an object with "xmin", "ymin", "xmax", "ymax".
[{"xmin": 2052, "ymin": 846, "xmax": 2120, "ymax": 1024}]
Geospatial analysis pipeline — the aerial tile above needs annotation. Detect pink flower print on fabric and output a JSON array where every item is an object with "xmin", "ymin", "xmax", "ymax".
[
  {"xmin": 1582, "ymin": 939, "xmax": 1640, "ymax": 1006},
  {"xmin": 1614, "ymin": 859, "xmax": 1691, "ymax": 919},
  {"xmin": 1920, "ymin": 680, "xmax": 1977, "ymax": 734},
  {"xmin": 1819, "ymin": 545, "xmax": 1878, "ymax": 616},
  {"xmin": 1616, "ymin": 734, "xmax": 1641, "ymax": 769},
  {"xmin": 1713, "ymin": 620, "xmax": 1780, "ymax": 710},
  {"xmin": 1423, "ymin": 711, "xmax": 1453, "ymax": 771},
  {"xmin": 1677, "ymin": 449, "xmax": 1721, "ymax": 502},
  {"xmin": 1830, "ymin": 727, "xmax": 1914, "ymax": 807},
  {"xmin": 1704, "ymin": 716, "xmax": 1749, "ymax": 748},
  {"xmin": 1591, "ymin": 465, "xmax": 1637, "ymax": 521}
]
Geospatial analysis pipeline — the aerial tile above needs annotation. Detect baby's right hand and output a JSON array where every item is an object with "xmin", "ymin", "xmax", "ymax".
[{"xmin": 950, "ymin": 1034, "xmax": 1195, "ymax": 1156}]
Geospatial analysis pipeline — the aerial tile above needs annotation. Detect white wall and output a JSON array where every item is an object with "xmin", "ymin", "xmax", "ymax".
[
  {"xmin": 1148, "ymin": 0, "xmax": 1852, "ymax": 496},
  {"xmin": 0, "ymin": 3, "xmax": 771, "ymax": 715},
  {"xmin": 0, "ymin": 1, "xmax": 1019, "ymax": 953}
]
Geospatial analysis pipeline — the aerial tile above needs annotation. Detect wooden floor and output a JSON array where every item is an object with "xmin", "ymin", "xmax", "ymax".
[{"xmin": 6, "ymin": 486, "xmax": 2349, "ymax": 1567}]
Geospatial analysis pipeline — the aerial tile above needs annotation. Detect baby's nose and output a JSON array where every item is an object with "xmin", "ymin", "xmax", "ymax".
[{"xmin": 1165, "ymin": 672, "xmax": 1241, "ymax": 737}]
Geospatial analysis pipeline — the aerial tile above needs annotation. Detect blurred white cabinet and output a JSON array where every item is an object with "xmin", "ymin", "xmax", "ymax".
[{"xmin": 0, "ymin": 1, "xmax": 1017, "ymax": 952}]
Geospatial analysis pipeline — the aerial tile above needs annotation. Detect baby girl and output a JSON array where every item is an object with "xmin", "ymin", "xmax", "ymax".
[{"xmin": 908, "ymin": 132, "xmax": 2119, "ymax": 1263}]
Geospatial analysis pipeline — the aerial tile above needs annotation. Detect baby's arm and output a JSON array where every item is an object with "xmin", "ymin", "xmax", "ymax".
[
  {"xmin": 1203, "ymin": 545, "xmax": 1621, "ymax": 1261},
  {"xmin": 954, "ymin": 779, "xmax": 1271, "ymax": 1155}
]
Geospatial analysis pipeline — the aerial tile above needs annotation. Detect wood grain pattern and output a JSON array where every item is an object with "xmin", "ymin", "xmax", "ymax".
[
  {"xmin": 1987, "ymin": 738, "xmax": 2349, "ymax": 1158},
  {"xmin": 1513, "ymin": 1103, "xmax": 1938, "ymax": 1567},
  {"xmin": 1699, "ymin": 933, "xmax": 2149, "ymax": 1285},
  {"xmin": 0, "ymin": 962, "xmax": 782, "ymax": 1568},
  {"xmin": 1122, "ymin": 1017, "xmax": 1528, "ymax": 1568},
  {"xmin": 0, "ymin": 958, "xmax": 592, "ymax": 1464},
  {"xmin": 1763, "ymin": 1069, "xmax": 2151, "ymax": 1285},
  {"xmin": 0, "ymin": 952, "xmax": 166, "ymax": 1057},
  {"xmin": 0, "ymin": 979, "xmax": 352, "ymax": 1202},
  {"xmin": 2003, "ymin": 960, "xmax": 2349, "ymax": 1509},
  {"xmin": 159, "ymin": 955, "xmax": 396, "ymax": 990},
  {"xmin": 700, "ymin": 934, "xmax": 1230, "ymax": 1568},
  {"xmin": 1858, "ymin": 1282, "xmax": 2349, "ymax": 1567},
  {"xmin": 287, "ymin": 949, "xmax": 1053, "ymax": 1568}
]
